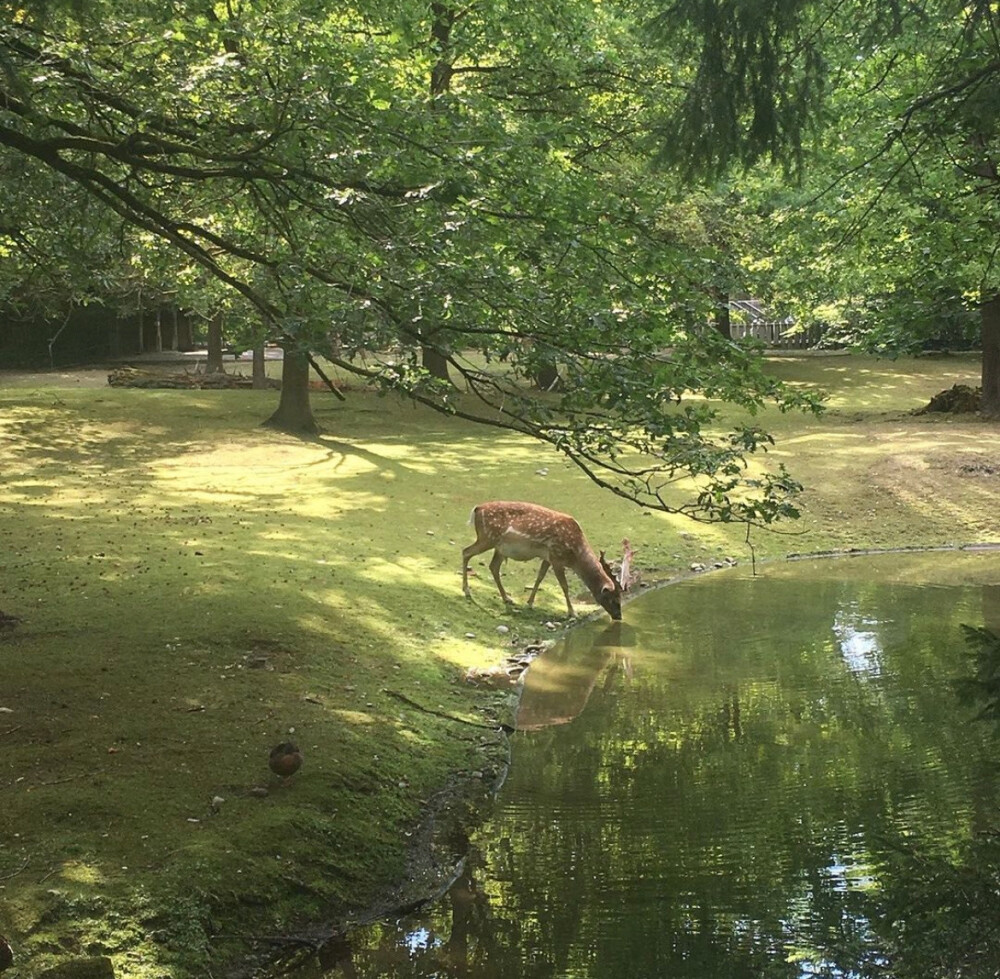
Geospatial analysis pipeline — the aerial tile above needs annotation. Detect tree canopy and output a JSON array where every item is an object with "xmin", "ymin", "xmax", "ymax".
[
  {"xmin": 10, "ymin": 0, "xmax": 996, "ymax": 516},
  {"xmin": 0, "ymin": 0, "xmax": 820, "ymax": 524}
]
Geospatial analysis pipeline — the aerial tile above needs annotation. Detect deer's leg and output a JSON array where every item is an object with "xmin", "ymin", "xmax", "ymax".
[
  {"xmin": 488, "ymin": 551, "xmax": 514, "ymax": 604},
  {"xmin": 526, "ymin": 560, "xmax": 551, "ymax": 606},
  {"xmin": 461, "ymin": 539, "xmax": 493, "ymax": 597},
  {"xmin": 551, "ymin": 565, "xmax": 576, "ymax": 617}
]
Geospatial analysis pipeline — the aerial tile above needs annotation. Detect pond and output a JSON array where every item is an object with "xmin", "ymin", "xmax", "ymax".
[{"xmin": 293, "ymin": 551, "xmax": 1000, "ymax": 978}]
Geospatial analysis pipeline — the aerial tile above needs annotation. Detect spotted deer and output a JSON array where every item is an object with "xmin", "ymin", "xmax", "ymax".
[{"xmin": 461, "ymin": 501, "xmax": 624, "ymax": 620}]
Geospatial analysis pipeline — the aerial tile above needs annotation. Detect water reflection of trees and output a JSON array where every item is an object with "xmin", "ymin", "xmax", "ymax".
[
  {"xmin": 866, "ymin": 619, "xmax": 1000, "ymax": 979},
  {"xmin": 309, "ymin": 565, "xmax": 1000, "ymax": 979}
]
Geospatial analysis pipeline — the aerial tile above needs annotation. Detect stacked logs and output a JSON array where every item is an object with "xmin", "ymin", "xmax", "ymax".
[{"xmin": 107, "ymin": 367, "xmax": 280, "ymax": 389}]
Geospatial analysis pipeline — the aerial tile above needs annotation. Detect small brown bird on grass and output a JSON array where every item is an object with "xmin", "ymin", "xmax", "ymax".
[
  {"xmin": 0, "ymin": 935, "xmax": 13, "ymax": 973},
  {"xmin": 268, "ymin": 742, "xmax": 303, "ymax": 784}
]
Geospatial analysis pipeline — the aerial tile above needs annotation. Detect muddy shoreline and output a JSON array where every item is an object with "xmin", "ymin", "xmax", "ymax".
[{"xmin": 236, "ymin": 673, "xmax": 523, "ymax": 978}]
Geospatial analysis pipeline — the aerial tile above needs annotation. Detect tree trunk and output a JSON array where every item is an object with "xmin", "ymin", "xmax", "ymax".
[
  {"xmin": 178, "ymin": 311, "xmax": 194, "ymax": 351},
  {"xmin": 422, "ymin": 344, "xmax": 450, "ymax": 381},
  {"xmin": 206, "ymin": 312, "xmax": 224, "ymax": 374},
  {"xmin": 263, "ymin": 347, "xmax": 318, "ymax": 433},
  {"xmin": 534, "ymin": 362, "xmax": 560, "ymax": 391},
  {"xmin": 982, "ymin": 293, "xmax": 1000, "ymax": 418},
  {"xmin": 712, "ymin": 290, "xmax": 731, "ymax": 339},
  {"xmin": 252, "ymin": 343, "xmax": 268, "ymax": 389},
  {"xmin": 418, "ymin": 5, "xmax": 456, "ymax": 387}
]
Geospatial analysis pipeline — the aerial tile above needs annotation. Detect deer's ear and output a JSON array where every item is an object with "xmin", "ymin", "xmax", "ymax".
[{"xmin": 598, "ymin": 551, "xmax": 622, "ymax": 594}]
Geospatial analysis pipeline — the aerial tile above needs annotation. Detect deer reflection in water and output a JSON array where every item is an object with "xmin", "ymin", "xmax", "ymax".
[{"xmin": 517, "ymin": 621, "xmax": 636, "ymax": 731}]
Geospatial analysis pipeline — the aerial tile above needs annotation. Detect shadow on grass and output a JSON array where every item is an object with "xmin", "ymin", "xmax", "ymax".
[{"xmin": 0, "ymin": 388, "xmax": 576, "ymax": 976}]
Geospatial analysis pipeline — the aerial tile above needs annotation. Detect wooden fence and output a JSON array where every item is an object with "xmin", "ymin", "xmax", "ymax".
[
  {"xmin": 727, "ymin": 298, "xmax": 824, "ymax": 349},
  {"xmin": 729, "ymin": 319, "xmax": 824, "ymax": 348}
]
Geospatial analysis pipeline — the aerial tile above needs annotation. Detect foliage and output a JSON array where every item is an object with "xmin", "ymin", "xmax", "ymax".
[
  {"xmin": 956, "ymin": 625, "xmax": 1000, "ymax": 723},
  {"xmin": 855, "ymin": 624, "xmax": 1000, "ymax": 979},
  {"xmin": 757, "ymin": 12, "xmax": 1000, "ymax": 354},
  {"xmin": 646, "ymin": 1, "xmax": 1000, "ymax": 369},
  {"xmin": 648, "ymin": 0, "xmax": 827, "ymax": 178},
  {"xmin": 870, "ymin": 827, "xmax": 1000, "ymax": 979},
  {"xmin": 0, "ymin": 0, "xmax": 820, "ymax": 521}
]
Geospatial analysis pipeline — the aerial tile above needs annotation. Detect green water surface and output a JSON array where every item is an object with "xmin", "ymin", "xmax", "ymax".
[{"xmin": 302, "ymin": 551, "xmax": 1000, "ymax": 978}]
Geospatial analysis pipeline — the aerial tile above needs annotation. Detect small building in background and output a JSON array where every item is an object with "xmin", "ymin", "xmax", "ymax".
[{"xmin": 728, "ymin": 298, "xmax": 822, "ymax": 349}]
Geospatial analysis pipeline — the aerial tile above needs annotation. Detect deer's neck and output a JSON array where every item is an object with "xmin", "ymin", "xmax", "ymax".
[{"xmin": 575, "ymin": 547, "xmax": 612, "ymax": 596}]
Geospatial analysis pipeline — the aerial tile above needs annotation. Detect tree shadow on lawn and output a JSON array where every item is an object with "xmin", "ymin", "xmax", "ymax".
[
  {"xmin": 765, "ymin": 352, "xmax": 982, "ymax": 411},
  {"xmin": 0, "ymin": 391, "xmax": 539, "ymax": 975}
]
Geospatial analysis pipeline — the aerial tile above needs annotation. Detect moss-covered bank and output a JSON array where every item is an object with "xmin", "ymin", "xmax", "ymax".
[{"xmin": 0, "ymin": 352, "xmax": 997, "ymax": 977}]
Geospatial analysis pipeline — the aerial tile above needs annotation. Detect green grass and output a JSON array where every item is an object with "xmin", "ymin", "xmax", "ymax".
[{"xmin": 0, "ymin": 351, "xmax": 996, "ymax": 977}]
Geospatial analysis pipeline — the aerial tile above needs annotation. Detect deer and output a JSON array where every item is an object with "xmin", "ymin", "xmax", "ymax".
[{"xmin": 461, "ymin": 501, "xmax": 624, "ymax": 620}]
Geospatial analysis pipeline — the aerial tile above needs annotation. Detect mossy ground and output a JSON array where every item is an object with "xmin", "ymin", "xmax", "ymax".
[{"xmin": 0, "ymin": 351, "xmax": 996, "ymax": 977}]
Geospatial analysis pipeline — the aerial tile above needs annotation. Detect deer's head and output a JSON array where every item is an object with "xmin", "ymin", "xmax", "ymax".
[{"xmin": 598, "ymin": 551, "xmax": 624, "ymax": 621}]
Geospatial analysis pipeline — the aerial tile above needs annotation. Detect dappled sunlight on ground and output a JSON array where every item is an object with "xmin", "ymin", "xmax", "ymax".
[
  {"xmin": 765, "ymin": 353, "xmax": 981, "ymax": 410},
  {"xmin": 776, "ymin": 430, "xmax": 872, "ymax": 445}
]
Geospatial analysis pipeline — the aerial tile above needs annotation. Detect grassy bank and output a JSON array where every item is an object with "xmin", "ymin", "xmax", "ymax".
[{"xmin": 0, "ymin": 352, "xmax": 996, "ymax": 978}]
